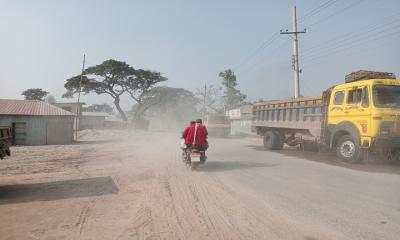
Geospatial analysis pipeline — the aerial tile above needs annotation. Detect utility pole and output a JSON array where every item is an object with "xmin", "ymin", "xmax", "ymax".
[
  {"xmin": 280, "ymin": 5, "xmax": 306, "ymax": 99},
  {"xmin": 202, "ymin": 84, "xmax": 207, "ymax": 119},
  {"xmin": 75, "ymin": 54, "xmax": 85, "ymax": 140}
]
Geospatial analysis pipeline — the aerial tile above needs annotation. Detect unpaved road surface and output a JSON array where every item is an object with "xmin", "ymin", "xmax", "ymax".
[{"xmin": 0, "ymin": 130, "xmax": 399, "ymax": 240}]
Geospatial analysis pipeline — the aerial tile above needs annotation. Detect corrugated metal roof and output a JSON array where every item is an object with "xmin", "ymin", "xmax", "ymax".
[{"xmin": 0, "ymin": 99, "xmax": 75, "ymax": 116}]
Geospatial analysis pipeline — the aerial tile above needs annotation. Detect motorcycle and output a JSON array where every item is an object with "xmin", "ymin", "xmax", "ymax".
[{"xmin": 182, "ymin": 146, "xmax": 207, "ymax": 170}]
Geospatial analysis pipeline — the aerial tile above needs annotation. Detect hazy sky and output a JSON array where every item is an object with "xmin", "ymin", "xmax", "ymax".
[{"xmin": 1, "ymin": 0, "xmax": 399, "ymax": 110}]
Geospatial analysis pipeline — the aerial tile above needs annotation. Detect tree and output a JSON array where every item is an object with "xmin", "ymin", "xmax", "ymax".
[
  {"xmin": 63, "ymin": 59, "xmax": 136, "ymax": 121},
  {"xmin": 132, "ymin": 86, "xmax": 199, "ymax": 125},
  {"xmin": 45, "ymin": 95, "xmax": 57, "ymax": 104},
  {"xmin": 218, "ymin": 69, "xmax": 247, "ymax": 110},
  {"xmin": 84, "ymin": 104, "xmax": 113, "ymax": 113},
  {"xmin": 195, "ymin": 84, "xmax": 224, "ymax": 115},
  {"xmin": 124, "ymin": 69, "xmax": 167, "ymax": 121},
  {"xmin": 21, "ymin": 88, "xmax": 49, "ymax": 101}
]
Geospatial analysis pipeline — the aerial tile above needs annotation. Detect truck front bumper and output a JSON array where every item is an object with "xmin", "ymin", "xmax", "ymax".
[{"xmin": 375, "ymin": 137, "xmax": 400, "ymax": 149}]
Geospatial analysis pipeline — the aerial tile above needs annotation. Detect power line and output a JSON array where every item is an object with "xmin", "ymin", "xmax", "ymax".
[
  {"xmin": 302, "ymin": 13, "xmax": 400, "ymax": 57},
  {"xmin": 305, "ymin": 0, "xmax": 367, "ymax": 28},
  {"xmin": 302, "ymin": 28, "xmax": 400, "ymax": 65},
  {"xmin": 302, "ymin": 21, "xmax": 400, "ymax": 61},
  {"xmin": 232, "ymin": 0, "xmax": 343, "ymax": 76},
  {"xmin": 298, "ymin": 0, "xmax": 341, "ymax": 24},
  {"xmin": 232, "ymin": 33, "xmax": 280, "ymax": 71},
  {"xmin": 237, "ymin": 39, "xmax": 291, "ymax": 77}
]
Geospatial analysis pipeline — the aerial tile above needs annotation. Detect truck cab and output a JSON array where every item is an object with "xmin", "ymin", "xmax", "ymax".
[{"xmin": 327, "ymin": 76, "xmax": 400, "ymax": 161}]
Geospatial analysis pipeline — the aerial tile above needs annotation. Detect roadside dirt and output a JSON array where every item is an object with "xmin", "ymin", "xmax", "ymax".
[
  {"xmin": 246, "ymin": 137, "xmax": 400, "ymax": 175},
  {"xmin": 2, "ymin": 130, "xmax": 390, "ymax": 239}
]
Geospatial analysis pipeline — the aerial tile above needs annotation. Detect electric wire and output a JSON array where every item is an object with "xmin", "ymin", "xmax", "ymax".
[{"xmin": 302, "ymin": 21, "xmax": 400, "ymax": 62}]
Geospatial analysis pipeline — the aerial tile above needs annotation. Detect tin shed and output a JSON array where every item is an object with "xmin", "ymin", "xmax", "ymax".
[{"xmin": 0, "ymin": 99, "xmax": 75, "ymax": 145}]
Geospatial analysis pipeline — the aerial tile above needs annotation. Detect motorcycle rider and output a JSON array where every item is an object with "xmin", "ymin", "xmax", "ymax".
[
  {"xmin": 181, "ymin": 121, "xmax": 196, "ymax": 160},
  {"xmin": 186, "ymin": 118, "xmax": 208, "ymax": 151},
  {"xmin": 182, "ymin": 120, "xmax": 196, "ymax": 142}
]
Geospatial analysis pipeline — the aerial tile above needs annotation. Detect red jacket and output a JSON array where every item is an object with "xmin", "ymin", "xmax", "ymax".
[
  {"xmin": 185, "ymin": 123, "xmax": 208, "ymax": 146},
  {"xmin": 182, "ymin": 124, "xmax": 194, "ymax": 143}
]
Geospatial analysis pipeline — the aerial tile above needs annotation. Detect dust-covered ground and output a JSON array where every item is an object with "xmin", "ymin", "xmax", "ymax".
[{"xmin": 0, "ymin": 130, "xmax": 399, "ymax": 240}]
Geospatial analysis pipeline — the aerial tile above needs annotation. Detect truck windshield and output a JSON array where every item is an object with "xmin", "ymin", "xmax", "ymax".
[{"xmin": 373, "ymin": 85, "xmax": 400, "ymax": 108}]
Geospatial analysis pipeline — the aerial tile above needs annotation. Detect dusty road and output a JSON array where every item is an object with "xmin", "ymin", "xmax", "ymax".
[{"xmin": 0, "ymin": 130, "xmax": 399, "ymax": 240}]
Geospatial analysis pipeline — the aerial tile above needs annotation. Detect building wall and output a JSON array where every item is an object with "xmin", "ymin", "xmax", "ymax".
[
  {"xmin": 80, "ymin": 116, "xmax": 106, "ymax": 129},
  {"xmin": 0, "ymin": 116, "xmax": 74, "ymax": 145},
  {"xmin": 53, "ymin": 103, "xmax": 82, "ymax": 130}
]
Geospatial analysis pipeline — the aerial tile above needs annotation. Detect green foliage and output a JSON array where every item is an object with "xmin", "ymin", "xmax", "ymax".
[
  {"xmin": 63, "ymin": 59, "xmax": 167, "ymax": 122},
  {"xmin": 125, "ymin": 69, "xmax": 168, "ymax": 120},
  {"xmin": 132, "ymin": 87, "xmax": 198, "ymax": 123},
  {"xmin": 63, "ymin": 60, "xmax": 137, "ymax": 121},
  {"xmin": 218, "ymin": 69, "xmax": 247, "ymax": 109},
  {"xmin": 21, "ymin": 88, "xmax": 49, "ymax": 101}
]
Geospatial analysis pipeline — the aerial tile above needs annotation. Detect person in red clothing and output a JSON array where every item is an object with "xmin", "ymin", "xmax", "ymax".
[
  {"xmin": 186, "ymin": 118, "xmax": 208, "ymax": 151},
  {"xmin": 182, "ymin": 120, "xmax": 195, "ymax": 144}
]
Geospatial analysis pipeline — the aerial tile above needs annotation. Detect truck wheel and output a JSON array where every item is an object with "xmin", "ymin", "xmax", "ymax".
[
  {"xmin": 336, "ymin": 135, "xmax": 361, "ymax": 162},
  {"xmin": 263, "ymin": 131, "xmax": 283, "ymax": 150}
]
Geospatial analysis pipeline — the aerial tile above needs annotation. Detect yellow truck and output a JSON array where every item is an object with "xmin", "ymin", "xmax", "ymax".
[{"xmin": 253, "ymin": 70, "xmax": 400, "ymax": 162}]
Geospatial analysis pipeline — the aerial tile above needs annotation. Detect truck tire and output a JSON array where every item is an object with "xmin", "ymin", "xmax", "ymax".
[
  {"xmin": 263, "ymin": 131, "xmax": 284, "ymax": 150},
  {"xmin": 336, "ymin": 135, "xmax": 361, "ymax": 162}
]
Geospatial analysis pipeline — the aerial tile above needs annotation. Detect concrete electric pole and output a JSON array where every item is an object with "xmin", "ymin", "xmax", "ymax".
[
  {"xmin": 202, "ymin": 84, "xmax": 207, "ymax": 119},
  {"xmin": 75, "ymin": 54, "xmax": 85, "ymax": 140},
  {"xmin": 280, "ymin": 5, "xmax": 306, "ymax": 99}
]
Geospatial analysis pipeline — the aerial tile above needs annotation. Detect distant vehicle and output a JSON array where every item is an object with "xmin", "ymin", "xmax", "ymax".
[
  {"xmin": 204, "ymin": 114, "xmax": 230, "ymax": 137},
  {"xmin": 0, "ymin": 126, "xmax": 12, "ymax": 159},
  {"xmin": 252, "ymin": 70, "xmax": 400, "ymax": 163}
]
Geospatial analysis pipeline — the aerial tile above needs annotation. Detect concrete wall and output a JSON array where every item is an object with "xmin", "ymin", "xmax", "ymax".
[{"xmin": 0, "ymin": 116, "xmax": 74, "ymax": 145}]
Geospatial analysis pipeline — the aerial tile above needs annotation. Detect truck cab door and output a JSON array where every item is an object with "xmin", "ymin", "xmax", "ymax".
[
  {"xmin": 345, "ymin": 87, "xmax": 371, "ymax": 139},
  {"xmin": 328, "ymin": 90, "xmax": 346, "ymax": 126}
]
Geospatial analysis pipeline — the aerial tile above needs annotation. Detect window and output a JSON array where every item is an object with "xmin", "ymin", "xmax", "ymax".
[
  {"xmin": 334, "ymin": 91, "xmax": 344, "ymax": 105},
  {"xmin": 362, "ymin": 87, "xmax": 369, "ymax": 108},
  {"xmin": 348, "ymin": 88, "xmax": 362, "ymax": 104},
  {"xmin": 373, "ymin": 85, "xmax": 400, "ymax": 108}
]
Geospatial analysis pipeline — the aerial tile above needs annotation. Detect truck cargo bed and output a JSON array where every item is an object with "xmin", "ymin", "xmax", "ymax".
[{"xmin": 252, "ymin": 96, "xmax": 323, "ymax": 132}]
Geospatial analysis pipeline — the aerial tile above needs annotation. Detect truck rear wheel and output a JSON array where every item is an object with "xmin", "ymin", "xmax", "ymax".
[
  {"xmin": 263, "ymin": 131, "xmax": 283, "ymax": 150},
  {"xmin": 336, "ymin": 135, "xmax": 361, "ymax": 162}
]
